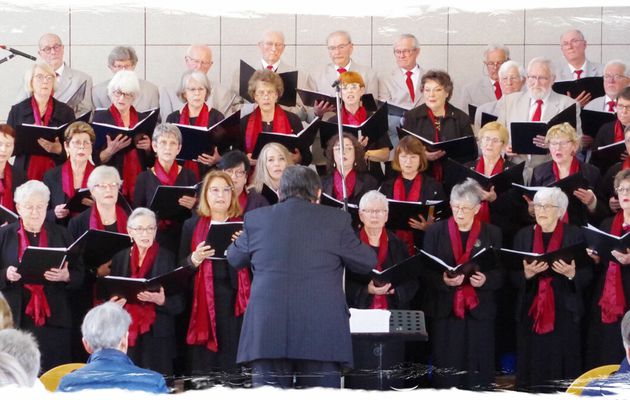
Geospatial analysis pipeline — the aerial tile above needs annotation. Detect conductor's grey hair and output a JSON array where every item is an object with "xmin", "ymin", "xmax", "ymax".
[{"xmin": 279, "ymin": 165, "xmax": 321, "ymax": 202}]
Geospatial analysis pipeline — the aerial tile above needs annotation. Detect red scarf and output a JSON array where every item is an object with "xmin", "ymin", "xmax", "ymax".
[
  {"xmin": 244, "ymin": 105, "xmax": 293, "ymax": 154},
  {"xmin": 552, "ymin": 158, "xmax": 580, "ymax": 223},
  {"xmin": 187, "ymin": 216, "xmax": 251, "ymax": 351},
  {"xmin": 614, "ymin": 120, "xmax": 625, "ymax": 143},
  {"xmin": 360, "ymin": 228, "xmax": 389, "ymax": 309},
  {"xmin": 89, "ymin": 204, "xmax": 128, "ymax": 233},
  {"xmin": 426, "ymin": 106, "xmax": 445, "ymax": 181},
  {"xmin": 17, "ymin": 221, "xmax": 51, "ymax": 327},
  {"xmin": 179, "ymin": 104, "xmax": 210, "ymax": 180},
  {"xmin": 125, "ymin": 242, "xmax": 159, "ymax": 347},
  {"xmin": 153, "ymin": 161, "xmax": 179, "ymax": 186},
  {"xmin": 28, "ymin": 96, "xmax": 56, "ymax": 181},
  {"xmin": 624, "ymin": 157, "xmax": 630, "ymax": 171},
  {"xmin": 0, "ymin": 165, "xmax": 14, "ymax": 211},
  {"xmin": 231, "ymin": 215, "xmax": 251, "ymax": 317},
  {"xmin": 238, "ymin": 191, "xmax": 248, "ymax": 212},
  {"xmin": 61, "ymin": 160, "xmax": 94, "ymax": 200},
  {"xmin": 333, "ymin": 169, "xmax": 356, "ymax": 201},
  {"xmin": 474, "ymin": 157, "xmax": 504, "ymax": 223},
  {"xmin": 448, "ymin": 217, "xmax": 481, "ymax": 318},
  {"xmin": 393, "ymin": 174, "xmax": 422, "ymax": 253},
  {"xmin": 109, "ymin": 105, "xmax": 141, "ymax": 201},
  {"xmin": 528, "ymin": 223, "xmax": 564, "ymax": 334},
  {"xmin": 341, "ymin": 105, "xmax": 368, "ymax": 126},
  {"xmin": 599, "ymin": 212, "xmax": 629, "ymax": 323}
]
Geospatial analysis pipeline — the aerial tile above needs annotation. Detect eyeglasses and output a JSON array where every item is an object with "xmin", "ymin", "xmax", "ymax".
[
  {"xmin": 262, "ymin": 41, "xmax": 285, "ymax": 48},
  {"xmin": 480, "ymin": 136, "xmax": 503, "ymax": 145},
  {"xmin": 548, "ymin": 140, "xmax": 574, "ymax": 148},
  {"xmin": 394, "ymin": 48, "xmax": 417, "ymax": 57},
  {"xmin": 327, "ymin": 43, "xmax": 351, "ymax": 52},
  {"xmin": 618, "ymin": 104, "xmax": 630, "ymax": 112},
  {"xmin": 92, "ymin": 182, "xmax": 120, "ymax": 191},
  {"xmin": 68, "ymin": 140, "xmax": 92, "ymax": 148},
  {"xmin": 34, "ymin": 74, "xmax": 55, "ymax": 83},
  {"xmin": 254, "ymin": 89, "xmax": 277, "ymax": 98},
  {"xmin": 341, "ymin": 83, "xmax": 362, "ymax": 91},
  {"xmin": 527, "ymin": 75, "xmax": 550, "ymax": 83},
  {"xmin": 40, "ymin": 44, "xmax": 62, "ymax": 54},
  {"xmin": 112, "ymin": 90, "xmax": 134, "ymax": 99},
  {"xmin": 533, "ymin": 203, "xmax": 559, "ymax": 211},
  {"xmin": 616, "ymin": 186, "xmax": 630, "ymax": 194},
  {"xmin": 604, "ymin": 74, "xmax": 628, "ymax": 82},
  {"xmin": 208, "ymin": 187, "xmax": 233, "ymax": 196},
  {"xmin": 560, "ymin": 39, "xmax": 585, "ymax": 48},
  {"xmin": 224, "ymin": 168, "xmax": 247, "ymax": 178},
  {"xmin": 21, "ymin": 203, "xmax": 47, "ymax": 213},
  {"xmin": 484, "ymin": 61, "xmax": 505, "ymax": 68},
  {"xmin": 500, "ymin": 75, "xmax": 522, "ymax": 82},
  {"xmin": 360, "ymin": 209, "xmax": 388, "ymax": 216},
  {"xmin": 110, "ymin": 62, "xmax": 134, "ymax": 71},
  {"xmin": 451, "ymin": 204, "xmax": 475, "ymax": 214},
  {"xmin": 129, "ymin": 226, "xmax": 157, "ymax": 234},
  {"xmin": 185, "ymin": 56, "xmax": 212, "ymax": 68},
  {"xmin": 185, "ymin": 87, "xmax": 206, "ymax": 93},
  {"xmin": 333, "ymin": 146, "xmax": 355, "ymax": 152}
]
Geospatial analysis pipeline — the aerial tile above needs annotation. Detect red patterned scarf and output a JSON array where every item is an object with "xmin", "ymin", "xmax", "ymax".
[
  {"xmin": 89, "ymin": 204, "xmax": 128, "ymax": 233},
  {"xmin": 393, "ymin": 173, "xmax": 422, "ymax": 253},
  {"xmin": 360, "ymin": 228, "xmax": 389, "ymax": 309},
  {"xmin": 125, "ymin": 242, "xmax": 159, "ymax": 347},
  {"xmin": 474, "ymin": 157, "xmax": 504, "ymax": 223},
  {"xmin": 109, "ymin": 105, "xmax": 141, "ymax": 201},
  {"xmin": 448, "ymin": 217, "xmax": 482, "ymax": 318},
  {"xmin": 153, "ymin": 161, "xmax": 179, "ymax": 186},
  {"xmin": 333, "ymin": 169, "xmax": 356, "ymax": 201},
  {"xmin": 244, "ymin": 105, "xmax": 293, "ymax": 154},
  {"xmin": 0, "ymin": 165, "xmax": 14, "ymax": 211},
  {"xmin": 17, "ymin": 221, "xmax": 51, "ymax": 327},
  {"xmin": 599, "ymin": 212, "xmax": 629, "ymax": 323},
  {"xmin": 28, "ymin": 96, "xmax": 56, "ymax": 180},
  {"xmin": 614, "ymin": 120, "xmax": 625, "ymax": 143},
  {"xmin": 552, "ymin": 158, "xmax": 580, "ymax": 223},
  {"xmin": 61, "ymin": 160, "xmax": 94, "ymax": 200},
  {"xmin": 342, "ymin": 105, "xmax": 368, "ymax": 126}
]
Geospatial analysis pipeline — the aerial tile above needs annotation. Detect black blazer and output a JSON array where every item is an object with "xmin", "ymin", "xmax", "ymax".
[
  {"xmin": 600, "ymin": 162, "xmax": 623, "ymax": 208},
  {"xmin": 422, "ymin": 219, "xmax": 504, "ymax": 320},
  {"xmin": 321, "ymin": 171, "xmax": 379, "ymax": 205},
  {"xmin": 243, "ymin": 190, "xmax": 269, "ymax": 214},
  {"xmin": 133, "ymin": 166, "xmax": 198, "ymax": 210},
  {"xmin": 109, "ymin": 246, "xmax": 184, "ymax": 338},
  {"xmin": 594, "ymin": 120, "xmax": 623, "ymax": 149},
  {"xmin": 345, "ymin": 229, "xmax": 417, "ymax": 309},
  {"xmin": 42, "ymin": 164, "xmax": 93, "ymax": 225},
  {"xmin": 379, "ymin": 172, "xmax": 445, "ymax": 202},
  {"xmin": 240, "ymin": 109, "xmax": 312, "ymax": 166},
  {"xmin": 0, "ymin": 221, "xmax": 83, "ymax": 328},
  {"xmin": 227, "ymin": 197, "xmax": 377, "ymax": 366}
]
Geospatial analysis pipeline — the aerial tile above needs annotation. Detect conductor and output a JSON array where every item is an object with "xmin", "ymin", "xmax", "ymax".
[{"xmin": 227, "ymin": 165, "xmax": 377, "ymax": 388}]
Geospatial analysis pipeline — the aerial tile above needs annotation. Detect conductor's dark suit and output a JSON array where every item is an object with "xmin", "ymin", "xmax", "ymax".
[{"xmin": 227, "ymin": 196, "xmax": 376, "ymax": 386}]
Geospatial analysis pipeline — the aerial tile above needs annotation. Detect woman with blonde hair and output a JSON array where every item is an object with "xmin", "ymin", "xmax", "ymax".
[{"xmin": 251, "ymin": 142, "xmax": 294, "ymax": 197}]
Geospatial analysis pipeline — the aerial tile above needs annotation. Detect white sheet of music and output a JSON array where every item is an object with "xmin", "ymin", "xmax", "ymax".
[{"xmin": 349, "ymin": 308, "xmax": 390, "ymax": 333}]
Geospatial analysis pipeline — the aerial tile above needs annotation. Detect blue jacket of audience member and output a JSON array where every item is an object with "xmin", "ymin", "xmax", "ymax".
[{"xmin": 581, "ymin": 358, "xmax": 630, "ymax": 396}]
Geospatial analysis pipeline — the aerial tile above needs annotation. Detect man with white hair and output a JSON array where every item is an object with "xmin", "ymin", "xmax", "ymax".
[
  {"xmin": 57, "ymin": 302, "xmax": 168, "ymax": 393},
  {"xmin": 459, "ymin": 44, "xmax": 510, "ymax": 109},
  {"xmin": 16, "ymin": 33, "xmax": 93, "ymax": 116},
  {"xmin": 0, "ymin": 329, "xmax": 41, "ymax": 387},
  {"xmin": 158, "ymin": 44, "xmax": 236, "ymax": 121},
  {"xmin": 585, "ymin": 60, "xmax": 630, "ymax": 113},
  {"xmin": 497, "ymin": 57, "xmax": 580, "ymax": 184},
  {"xmin": 92, "ymin": 46, "xmax": 159, "ymax": 111}
]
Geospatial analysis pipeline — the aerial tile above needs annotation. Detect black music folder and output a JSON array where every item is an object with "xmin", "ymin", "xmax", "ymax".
[
  {"xmin": 18, "ymin": 246, "xmax": 68, "ymax": 284},
  {"xmin": 205, "ymin": 221, "xmax": 243, "ymax": 260},
  {"xmin": 261, "ymin": 184, "xmax": 279, "ymax": 205},
  {"xmin": 468, "ymin": 104, "xmax": 477, "ymax": 126},
  {"xmin": 0, "ymin": 205, "xmax": 18, "ymax": 225},
  {"xmin": 581, "ymin": 109, "xmax": 616, "ymax": 137},
  {"xmin": 96, "ymin": 265, "xmax": 196, "ymax": 304},
  {"xmin": 63, "ymin": 188, "xmax": 92, "ymax": 213},
  {"xmin": 552, "ymin": 76, "xmax": 605, "ymax": 100},
  {"xmin": 511, "ymin": 172, "xmax": 588, "ymax": 199},
  {"xmin": 92, "ymin": 109, "xmax": 160, "ymax": 149},
  {"xmin": 498, "ymin": 243, "xmax": 587, "ymax": 270},
  {"xmin": 239, "ymin": 60, "xmax": 298, "ymax": 107},
  {"xmin": 319, "ymin": 104, "xmax": 389, "ymax": 149},
  {"xmin": 252, "ymin": 117, "xmax": 320, "ymax": 159},
  {"xmin": 15, "ymin": 124, "xmax": 66, "ymax": 156},
  {"xmin": 67, "ymin": 229, "xmax": 133, "ymax": 267},
  {"xmin": 582, "ymin": 224, "xmax": 630, "ymax": 256},
  {"xmin": 386, "ymin": 102, "xmax": 410, "ymax": 118},
  {"xmin": 148, "ymin": 185, "xmax": 198, "ymax": 220},
  {"xmin": 445, "ymin": 159, "xmax": 525, "ymax": 193},
  {"xmin": 65, "ymin": 81, "xmax": 88, "ymax": 111},
  {"xmin": 509, "ymin": 104, "xmax": 577, "ymax": 155},
  {"xmin": 319, "ymin": 192, "xmax": 361, "ymax": 228},
  {"xmin": 385, "ymin": 199, "xmax": 445, "ymax": 231},
  {"xmin": 371, "ymin": 252, "xmax": 423, "ymax": 286},
  {"xmin": 420, "ymin": 247, "xmax": 497, "ymax": 276},
  {"xmin": 481, "ymin": 112, "xmax": 498, "ymax": 127},
  {"xmin": 591, "ymin": 140, "xmax": 625, "ymax": 173},
  {"xmin": 296, "ymin": 89, "xmax": 377, "ymax": 112},
  {"xmin": 397, "ymin": 127, "xmax": 477, "ymax": 160},
  {"xmin": 173, "ymin": 111, "xmax": 243, "ymax": 161}
]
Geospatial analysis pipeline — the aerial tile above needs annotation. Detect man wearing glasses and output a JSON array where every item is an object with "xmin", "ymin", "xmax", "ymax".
[
  {"xmin": 17, "ymin": 33, "xmax": 93, "ymax": 117},
  {"xmin": 585, "ymin": 60, "xmax": 630, "ymax": 113},
  {"xmin": 458, "ymin": 44, "xmax": 510, "ymax": 110}
]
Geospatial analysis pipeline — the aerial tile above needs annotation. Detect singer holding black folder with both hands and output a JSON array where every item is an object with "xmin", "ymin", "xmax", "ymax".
[
  {"xmin": 0, "ymin": 125, "xmax": 26, "ymax": 221},
  {"xmin": 94, "ymin": 70, "xmax": 153, "ymax": 202},
  {"xmin": 7, "ymin": 62, "xmax": 75, "ymax": 181},
  {"xmin": 241, "ymin": 70, "xmax": 310, "ymax": 166},
  {"xmin": 584, "ymin": 169, "xmax": 630, "ymax": 369},
  {"xmin": 166, "ymin": 70, "xmax": 226, "ymax": 179},
  {"xmin": 344, "ymin": 190, "xmax": 416, "ymax": 390},
  {"xmin": 0, "ymin": 180, "xmax": 83, "ymax": 372},
  {"xmin": 422, "ymin": 178, "xmax": 502, "ymax": 390},
  {"xmin": 108, "ymin": 208, "xmax": 183, "ymax": 376},
  {"xmin": 178, "ymin": 171, "xmax": 248, "ymax": 376},
  {"xmin": 511, "ymin": 187, "xmax": 592, "ymax": 392}
]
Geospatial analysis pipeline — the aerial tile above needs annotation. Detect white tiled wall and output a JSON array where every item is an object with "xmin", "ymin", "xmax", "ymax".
[{"xmin": 1, "ymin": 6, "xmax": 629, "ymax": 121}]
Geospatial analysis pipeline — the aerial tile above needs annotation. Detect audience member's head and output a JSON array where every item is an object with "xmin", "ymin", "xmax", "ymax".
[
  {"xmin": 0, "ymin": 292, "xmax": 13, "ymax": 330},
  {"xmin": 0, "ymin": 352, "xmax": 30, "ymax": 387},
  {"xmin": 0, "ymin": 329, "xmax": 41, "ymax": 387},
  {"xmin": 81, "ymin": 302, "xmax": 131, "ymax": 355}
]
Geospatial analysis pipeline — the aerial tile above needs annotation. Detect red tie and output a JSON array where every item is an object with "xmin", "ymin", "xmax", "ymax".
[
  {"xmin": 575, "ymin": 69, "xmax": 583, "ymax": 79},
  {"xmin": 266, "ymin": 65, "xmax": 274, "ymax": 70},
  {"xmin": 532, "ymin": 99, "xmax": 543, "ymax": 122},
  {"xmin": 337, "ymin": 67, "xmax": 347, "ymax": 74},
  {"xmin": 405, "ymin": 71, "xmax": 415, "ymax": 102},
  {"xmin": 608, "ymin": 100, "xmax": 617, "ymax": 112},
  {"xmin": 494, "ymin": 81, "xmax": 502, "ymax": 100}
]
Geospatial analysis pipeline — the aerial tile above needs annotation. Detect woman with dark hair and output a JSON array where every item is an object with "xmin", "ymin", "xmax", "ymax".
[
  {"xmin": 240, "ymin": 70, "xmax": 310, "ymax": 166},
  {"xmin": 217, "ymin": 150, "xmax": 268, "ymax": 214},
  {"xmin": 402, "ymin": 70, "xmax": 475, "ymax": 181},
  {"xmin": 179, "ymin": 170, "xmax": 249, "ymax": 375},
  {"xmin": 322, "ymin": 133, "xmax": 378, "ymax": 205},
  {"xmin": 7, "ymin": 62, "xmax": 75, "ymax": 181},
  {"xmin": 0, "ymin": 124, "xmax": 26, "ymax": 223},
  {"xmin": 600, "ymin": 125, "xmax": 630, "ymax": 214}
]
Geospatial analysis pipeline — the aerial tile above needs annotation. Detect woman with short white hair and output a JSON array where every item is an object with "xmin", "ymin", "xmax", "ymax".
[
  {"xmin": 0, "ymin": 180, "xmax": 82, "ymax": 372},
  {"xmin": 512, "ymin": 186, "xmax": 592, "ymax": 391},
  {"xmin": 93, "ymin": 70, "xmax": 153, "ymax": 202},
  {"xmin": 107, "ymin": 207, "xmax": 182, "ymax": 375},
  {"xmin": 422, "ymin": 177, "xmax": 503, "ymax": 390}
]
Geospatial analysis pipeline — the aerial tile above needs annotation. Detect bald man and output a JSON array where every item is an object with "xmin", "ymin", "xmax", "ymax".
[
  {"xmin": 16, "ymin": 33, "xmax": 93, "ymax": 117},
  {"xmin": 158, "ymin": 44, "xmax": 236, "ymax": 121}
]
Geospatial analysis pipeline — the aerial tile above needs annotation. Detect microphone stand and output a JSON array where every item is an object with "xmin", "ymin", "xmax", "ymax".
[
  {"xmin": 332, "ymin": 81, "xmax": 349, "ymax": 212},
  {"xmin": 0, "ymin": 53, "xmax": 14, "ymax": 65}
]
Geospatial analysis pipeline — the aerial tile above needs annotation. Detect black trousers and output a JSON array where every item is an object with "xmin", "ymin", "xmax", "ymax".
[{"xmin": 250, "ymin": 358, "xmax": 341, "ymax": 389}]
